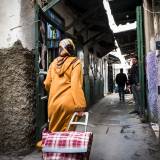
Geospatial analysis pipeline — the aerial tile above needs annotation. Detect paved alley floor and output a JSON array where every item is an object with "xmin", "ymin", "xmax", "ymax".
[
  {"xmin": 88, "ymin": 94, "xmax": 160, "ymax": 160},
  {"xmin": 1, "ymin": 93, "xmax": 160, "ymax": 160}
]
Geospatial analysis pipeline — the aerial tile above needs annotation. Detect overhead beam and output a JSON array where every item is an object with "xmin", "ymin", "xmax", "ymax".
[
  {"xmin": 114, "ymin": 30, "xmax": 136, "ymax": 38},
  {"xmin": 65, "ymin": 6, "xmax": 100, "ymax": 31},
  {"xmin": 120, "ymin": 45, "xmax": 136, "ymax": 50},
  {"xmin": 86, "ymin": 19, "xmax": 107, "ymax": 27},
  {"xmin": 119, "ymin": 42, "xmax": 136, "ymax": 48},
  {"xmin": 108, "ymin": 55, "xmax": 120, "ymax": 64},
  {"xmin": 42, "ymin": 0, "xmax": 61, "ymax": 12},
  {"xmin": 121, "ymin": 48, "xmax": 136, "ymax": 52},
  {"xmin": 117, "ymin": 18, "xmax": 136, "ymax": 24},
  {"xmin": 121, "ymin": 49, "xmax": 136, "ymax": 55},
  {"xmin": 114, "ymin": 11, "xmax": 135, "ymax": 17},
  {"xmin": 76, "ymin": 24, "xmax": 94, "ymax": 34},
  {"xmin": 83, "ymin": 31, "xmax": 105, "ymax": 45},
  {"xmin": 65, "ymin": 32, "xmax": 77, "ymax": 40}
]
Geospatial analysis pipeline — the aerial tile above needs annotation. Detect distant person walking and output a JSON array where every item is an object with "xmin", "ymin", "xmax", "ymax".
[{"xmin": 116, "ymin": 68, "xmax": 127, "ymax": 102}]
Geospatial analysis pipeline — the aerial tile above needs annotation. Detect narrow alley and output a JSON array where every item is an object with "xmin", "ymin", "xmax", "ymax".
[{"xmin": 1, "ymin": 0, "xmax": 160, "ymax": 160}]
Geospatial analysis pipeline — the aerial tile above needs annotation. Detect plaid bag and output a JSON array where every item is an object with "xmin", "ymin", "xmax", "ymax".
[{"xmin": 42, "ymin": 130, "xmax": 93, "ymax": 160}]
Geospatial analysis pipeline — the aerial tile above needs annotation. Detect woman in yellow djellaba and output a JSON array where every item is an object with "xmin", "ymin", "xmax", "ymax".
[{"xmin": 44, "ymin": 38, "xmax": 86, "ymax": 133}]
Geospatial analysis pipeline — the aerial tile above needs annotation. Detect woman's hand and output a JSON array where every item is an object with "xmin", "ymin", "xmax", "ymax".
[
  {"xmin": 76, "ymin": 111, "xmax": 85, "ymax": 117},
  {"xmin": 75, "ymin": 107, "xmax": 85, "ymax": 116}
]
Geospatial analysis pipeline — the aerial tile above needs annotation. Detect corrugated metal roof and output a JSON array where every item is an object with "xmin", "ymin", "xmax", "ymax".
[
  {"xmin": 114, "ymin": 29, "xmax": 136, "ymax": 55},
  {"xmin": 109, "ymin": 0, "xmax": 142, "ymax": 25},
  {"xmin": 108, "ymin": 0, "xmax": 142, "ymax": 57}
]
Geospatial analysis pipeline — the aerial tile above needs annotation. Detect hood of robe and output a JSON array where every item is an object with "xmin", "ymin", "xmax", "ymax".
[{"xmin": 54, "ymin": 56, "xmax": 78, "ymax": 76}]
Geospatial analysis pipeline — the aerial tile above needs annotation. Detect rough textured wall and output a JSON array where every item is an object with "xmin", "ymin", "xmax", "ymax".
[
  {"xmin": 158, "ymin": 57, "xmax": 160, "ymax": 121},
  {"xmin": 0, "ymin": 41, "xmax": 35, "ymax": 155},
  {"xmin": 146, "ymin": 52, "xmax": 158, "ymax": 122}
]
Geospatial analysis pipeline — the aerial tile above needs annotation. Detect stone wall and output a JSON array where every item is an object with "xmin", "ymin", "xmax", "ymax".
[{"xmin": 0, "ymin": 41, "xmax": 35, "ymax": 155}]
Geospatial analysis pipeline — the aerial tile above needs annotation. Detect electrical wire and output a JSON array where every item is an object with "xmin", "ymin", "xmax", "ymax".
[
  {"xmin": 143, "ymin": 4, "xmax": 160, "ymax": 14},
  {"xmin": 10, "ymin": 20, "xmax": 40, "ymax": 31}
]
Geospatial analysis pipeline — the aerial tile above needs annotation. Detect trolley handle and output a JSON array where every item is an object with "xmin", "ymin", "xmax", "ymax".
[{"xmin": 67, "ymin": 112, "xmax": 89, "ymax": 132}]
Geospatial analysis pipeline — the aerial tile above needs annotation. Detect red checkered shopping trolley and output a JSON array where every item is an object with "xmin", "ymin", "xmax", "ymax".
[{"xmin": 42, "ymin": 112, "xmax": 93, "ymax": 160}]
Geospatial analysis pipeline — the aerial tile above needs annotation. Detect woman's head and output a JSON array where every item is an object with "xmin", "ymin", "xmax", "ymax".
[{"xmin": 59, "ymin": 38, "xmax": 75, "ymax": 56}]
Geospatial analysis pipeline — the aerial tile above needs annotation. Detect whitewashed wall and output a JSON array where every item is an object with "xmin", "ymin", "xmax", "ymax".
[{"xmin": 0, "ymin": 0, "xmax": 34, "ymax": 50}]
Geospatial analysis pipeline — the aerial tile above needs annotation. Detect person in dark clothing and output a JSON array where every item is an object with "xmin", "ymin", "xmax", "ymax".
[
  {"xmin": 127, "ymin": 69, "xmax": 132, "ymax": 94},
  {"xmin": 116, "ymin": 68, "xmax": 127, "ymax": 102},
  {"xmin": 128, "ymin": 56, "xmax": 141, "ymax": 114}
]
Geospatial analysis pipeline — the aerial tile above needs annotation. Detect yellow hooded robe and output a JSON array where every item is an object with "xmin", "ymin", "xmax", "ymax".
[{"xmin": 44, "ymin": 56, "xmax": 86, "ymax": 132}]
